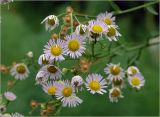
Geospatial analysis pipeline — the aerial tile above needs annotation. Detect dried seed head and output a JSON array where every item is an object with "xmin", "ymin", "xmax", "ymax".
[
  {"xmin": 66, "ymin": 6, "xmax": 73, "ymax": 14},
  {"xmin": 62, "ymin": 26, "xmax": 68, "ymax": 32},
  {"xmin": 73, "ymin": 21, "xmax": 79, "ymax": 28},
  {"xmin": 46, "ymin": 105, "xmax": 54, "ymax": 113},
  {"xmin": 31, "ymin": 100, "xmax": 38, "ymax": 108},
  {"xmin": 7, "ymin": 80, "xmax": 15, "ymax": 87},
  {"xmin": 63, "ymin": 15, "xmax": 71, "ymax": 23},
  {"xmin": 60, "ymin": 31, "xmax": 66, "ymax": 37},
  {"xmin": 40, "ymin": 109, "xmax": 48, "ymax": 116},
  {"xmin": 51, "ymin": 33, "xmax": 58, "ymax": 40},
  {"xmin": 0, "ymin": 65, "xmax": 9, "ymax": 74}
]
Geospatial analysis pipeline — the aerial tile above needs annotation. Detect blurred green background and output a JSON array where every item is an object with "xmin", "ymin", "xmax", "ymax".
[{"xmin": 1, "ymin": 1, "xmax": 159, "ymax": 116}]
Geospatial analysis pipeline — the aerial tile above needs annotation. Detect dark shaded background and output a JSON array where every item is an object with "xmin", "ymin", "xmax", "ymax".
[{"xmin": 1, "ymin": 1, "xmax": 159, "ymax": 116}]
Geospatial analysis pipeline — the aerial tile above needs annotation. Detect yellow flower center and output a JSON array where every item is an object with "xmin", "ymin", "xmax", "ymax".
[
  {"xmin": 111, "ymin": 88, "xmax": 120, "ymax": 97},
  {"xmin": 47, "ymin": 86, "xmax": 57, "ymax": 95},
  {"xmin": 47, "ymin": 18, "xmax": 55, "ymax": 26},
  {"xmin": 68, "ymin": 39, "xmax": 80, "ymax": 52},
  {"xmin": 107, "ymin": 27, "xmax": 116, "ymax": 37},
  {"xmin": 110, "ymin": 65, "xmax": 121, "ymax": 75},
  {"xmin": 89, "ymin": 81, "xmax": 100, "ymax": 91},
  {"xmin": 50, "ymin": 45, "xmax": 62, "ymax": 56},
  {"xmin": 131, "ymin": 77, "xmax": 140, "ymax": 86},
  {"xmin": 131, "ymin": 67, "xmax": 137, "ymax": 75},
  {"xmin": 47, "ymin": 66, "xmax": 57, "ymax": 73},
  {"xmin": 16, "ymin": 65, "xmax": 26, "ymax": 74},
  {"xmin": 92, "ymin": 25, "xmax": 103, "ymax": 33},
  {"xmin": 62, "ymin": 87, "xmax": 72, "ymax": 97},
  {"xmin": 104, "ymin": 17, "xmax": 112, "ymax": 25}
]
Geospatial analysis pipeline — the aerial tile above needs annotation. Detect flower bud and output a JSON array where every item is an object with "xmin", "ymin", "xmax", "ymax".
[
  {"xmin": 66, "ymin": 6, "xmax": 73, "ymax": 14},
  {"xmin": 26, "ymin": 51, "xmax": 33, "ymax": 58},
  {"xmin": 51, "ymin": 33, "xmax": 58, "ymax": 40},
  {"xmin": 63, "ymin": 15, "xmax": 71, "ymax": 23}
]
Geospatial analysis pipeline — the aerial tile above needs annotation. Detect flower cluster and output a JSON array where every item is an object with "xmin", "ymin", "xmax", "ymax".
[{"xmin": 35, "ymin": 7, "xmax": 145, "ymax": 113}]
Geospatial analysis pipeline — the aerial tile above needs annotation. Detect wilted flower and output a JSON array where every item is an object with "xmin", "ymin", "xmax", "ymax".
[
  {"xmin": 85, "ymin": 73, "xmax": 107, "ymax": 94},
  {"xmin": 38, "ymin": 54, "xmax": 50, "ymax": 65},
  {"xmin": 4, "ymin": 91, "xmax": 16, "ymax": 101},
  {"xmin": 39, "ymin": 64, "xmax": 62, "ymax": 80},
  {"xmin": 44, "ymin": 39, "xmax": 65, "ymax": 62},
  {"xmin": 97, "ymin": 11, "xmax": 115, "ymax": 25},
  {"xmin": 109, "ymin": 87, "xmax": 123, "ymax": 103},
  {"xmin": 41, "ymin": 15, "xmax": 59, "ymax": 32},
  {"xmin": 0, "ymin": 104, "xmax": 6, "ymax": 113},
  {"xmin": 35, "ymin": 71, "xmax": 48, "ymax": 85},
  {"xmin": 0, "ymin": 64, "xmax": 9, "ymax": 74},
  {"xmin": 10, "ymin": 63, "xmax": 29, "ymax": 80},
  {"xmin": 75, "ymin": 24, "xmax": 88, "ymax": 36},
  {"xmin": 64, "ymin": 33, "xmax": 86, "ymax": 59},
  {"xmin": 106, "ymin": 25, "xmax": 121, "ymax": 41},
  {"xmin": 56, "ymin": 80, "xmax": 83, "ymax": 107},
  {"xmin": 71, "ymin": 75, "xmax": 83, "ymax": 91},
  {"xmin": 128, "ymin": 73, "xmax": 145, "ymax": 90}
]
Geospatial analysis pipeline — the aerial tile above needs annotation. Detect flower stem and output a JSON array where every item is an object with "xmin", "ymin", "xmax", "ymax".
[
  {"xmin": 70, "ymin": 12, "xmax": 73, "ymax": 33},
  {"xmin": 113, "ymin": 1, "xmax": 159, "ymax": 15}
]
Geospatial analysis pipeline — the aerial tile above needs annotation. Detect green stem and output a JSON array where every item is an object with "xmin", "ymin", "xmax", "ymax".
[
  {"xmin": 70, "ymin": 12, "xmax": 73, "ymax": 33},
  {"xmin": 109, "ymin": 0, "xmax": 121, "ymax": 11},
  {"xmin": 73, "ymin": 14, "xmax": 81, "ymax": 24},
  {"xmin": 113, "ymin": 1, "xmax": 159, "ymax": 15},
  {"xmin": 57, "ymin": 13, "xmax": 66, "ymax": 17}
]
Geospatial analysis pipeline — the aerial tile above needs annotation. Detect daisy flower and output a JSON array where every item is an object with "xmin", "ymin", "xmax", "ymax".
[
  {"xmin": 97, "ymin": 11, "xmax": 115, "ymax": 25},
  {"xmin": 71, "ymin": 75, "xmax": 83, "ymax": 92},
  {"xmin": 35, "ymin": 71, "xmax": 48, "ymax": 85},
  {"xmin": 109, "ymin": 87, "xmax": 123, "ymax": 103},
  {"xmin": 88, "ymin": 20, "xmax": 108, "ymax": 39},
  {"xmin": 64, "ymin": 33, "xmax": 86, "ymax": 59},
  {"xmin": 55, "ymin": 80, "xmax": 83, "ymax": 107},
  {"xmin": 44, "ymin": 39, "xmax": 65, "ymax": 62},
  {"xmin": 10, "ymin": 63, "xmax": 29, "ymax": 80},
  {"xmin": 38, "ymin": 54, "xmax": 50, "ymax": 65},
  {"xmin": 85, "ymin": 73, "xmax": 107, "ymax": 94},
  {"xmin": 11, "ymin": 112, "xmax": 24, "ymax": 117},
  {"xmin": 4, "ymin": 92, "xmax": 16, "ymax": 101},
  {"xmin": 127, "ymin": 66, "xmax": 140, "ymax": 76},
  {"xmin": 104, "ymin": 63, "xmax": 125, "ymax": 82},
  {"xmin": 112, "ymin": 78, "xmax": 125, "ymax": 89},
  {"xmin": 106, "ymin": 25, "xmax": 121, "ymax": 41},
  {"xmin": 41, "ymin": 15, "xmax": 59, "ymax": 32},
  {"xmin": 40, "ymin": 64, "xmax": 62, "ymax": 80},
  {"xmin": 128, "ymin": 73, "xmax": 145, "ymax": 90},
  {"xmin": 75, "ymin": 24, "xmax": 88, "ymax": 36},
  {"xmin": 42, "ymin": 81, "xmax": 60, "ymax": 95}
]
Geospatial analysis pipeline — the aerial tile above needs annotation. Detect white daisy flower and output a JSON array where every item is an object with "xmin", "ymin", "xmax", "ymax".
[
  {"xmin": 71, "ymin": 75, "xmax": 83, "ymax": 92},
  {"xmin": 35, "ymin": 70, "xmax": 48, "ymax": 85},
  {"xmin": 11, "ymin": 112, "xmax": 24, "ymax": 117},
  {"xmin": 42, "ymin": 81, "xmax": 60, "ymax": 95},
  {"xmin": 97, "ymin": 11, "xmax": 115, "ymax": 25},
  {"xmin": 88, "ymin": 20, "xmax": 108, "ymax": 39},
  {"xmin": 38, "ymin": 54, "xmax": 50, "ymax": 65},
  {"xmin": 109, "ymin": 87, "xmax": 123, "ymax": 103},
  {"xmin": 41, "ymin": 15, "xmax": 59, "ymax": 32},
  {"xmin": 40, "ymin": 64, "xmax": 62, "ymax": 80},
  {"xmin": 75, "ymin": 24, "xmax": 88, "ymax": 36},
  {"xmin": 85, "ymin": 73, "xmax": 107, "ymax": 95},
  {"xmin": 106, "ymin": 25, "xmax": 121, "ymax": 41},
  {"xmin": 55, "ymin": 80, "xmax": 83, "ymax": 107},
  {"xmin": 127, "ymin": 66, "xmax": 140, "ymax": 76},
  {"xmin": 10, "ymin": 63, "xmax": 29, "ymax": 80},
  {"xmin": 44, "ymin": 39, "xmax": 65, "ymax": 62},
  {"xmin": 128, "ymin": 73, "xmax": 145, "ymax": 90},
  {"xmin": 64, "ymin": 33, "xmax": 86, "ymax": 59},
  {"xmin": 104, "ymin": 63, "xmax": 125, "ymax": 82},
  {"xmin": 4, "ymin": 92, "xmax": 16, "ymax": 101}
]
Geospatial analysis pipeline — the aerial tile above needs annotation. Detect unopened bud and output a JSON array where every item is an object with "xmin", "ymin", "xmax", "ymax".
[
  {"xmin": 51, "ymin": 33, "xmax": 58, "ymax": 40},
  {"xmin": 66, "ymin": 6, "xmax": 73, "ymax": 14}
]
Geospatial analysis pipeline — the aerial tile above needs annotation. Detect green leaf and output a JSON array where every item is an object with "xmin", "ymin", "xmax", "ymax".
[{"xmin": 146, "ymin": 6, "xmax": 158, "ymax": 15}]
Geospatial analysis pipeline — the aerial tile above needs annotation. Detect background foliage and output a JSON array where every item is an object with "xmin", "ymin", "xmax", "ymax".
[{"xmin": 1, "ymin": 1, "xmax": 159, "ymax": 116}]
